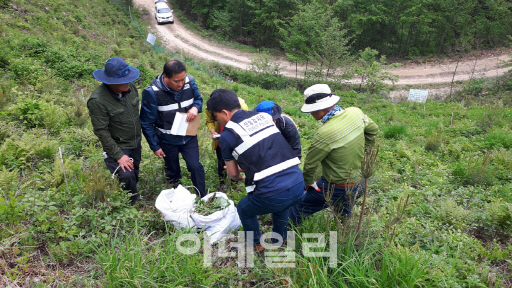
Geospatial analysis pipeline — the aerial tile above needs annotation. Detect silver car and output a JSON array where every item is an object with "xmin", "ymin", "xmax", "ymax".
[{"xmin": 155, "ymin": 1, "xmax": 174, "ymax": 24}]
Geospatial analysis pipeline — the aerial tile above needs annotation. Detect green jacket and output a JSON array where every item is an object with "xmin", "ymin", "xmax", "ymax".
[
  {"xmin": 87, "ymin": 83, "xmax": 142, "ymax": 160},
  {"xmin": 303, "ymin": 107, "xmax": 379, "ymax": 185}
]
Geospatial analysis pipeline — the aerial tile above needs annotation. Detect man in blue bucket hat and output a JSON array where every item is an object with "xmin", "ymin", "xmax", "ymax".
[{"xmin": 87, "ymin": 58, "xmax": 142, "ymax": 205}]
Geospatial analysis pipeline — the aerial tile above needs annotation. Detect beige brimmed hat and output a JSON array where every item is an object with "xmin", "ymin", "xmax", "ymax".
[{"xmin": 301, "ymin": 84, "xmax": 340, "ymax": 113}]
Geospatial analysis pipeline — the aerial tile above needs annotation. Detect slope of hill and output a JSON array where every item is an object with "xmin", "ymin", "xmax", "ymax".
[{"xmin": 1, "ymin": 1, "xmax": 512, "ymax": 287}]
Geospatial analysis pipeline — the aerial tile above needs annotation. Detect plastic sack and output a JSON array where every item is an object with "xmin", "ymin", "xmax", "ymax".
[
  {"xmin": 190, "ymin": 192, "xmax": 242, "ymax": 244},
  {"xmin": 155, "ymin": 185, "xmax": 197, "ymax": 230}
]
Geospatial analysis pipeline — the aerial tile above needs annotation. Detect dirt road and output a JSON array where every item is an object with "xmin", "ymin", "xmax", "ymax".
[{"xmin": 136, "ymin": 0, "xmax": 511, "ymax": 87}]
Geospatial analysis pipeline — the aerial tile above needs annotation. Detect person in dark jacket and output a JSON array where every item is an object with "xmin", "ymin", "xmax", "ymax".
[
  {"xmin": 140, "ymin": 60, "xmax": 206, "ymax": 197},
  {"xmin": 207, "ymin": 89, "xmax": 305, "ymax": 251},
  {"xmin": 254, "ymin": 101, "xmax": 301, "ymax": 159},
  {"xmin": 87, "ymin": 57, "xmax": 142, "ymax": 205}
]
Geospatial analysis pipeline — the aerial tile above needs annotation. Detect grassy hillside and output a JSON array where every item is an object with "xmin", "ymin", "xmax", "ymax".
[{"xmin": 1, "ymin": 0, "xmax": 512, "ymax": 287}]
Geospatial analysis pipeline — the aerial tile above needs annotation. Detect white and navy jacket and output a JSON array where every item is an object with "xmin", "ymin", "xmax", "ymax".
[
  {"xmin": 224, "ymin": 111, "xmax": 301, "ymax": 193},
  {"xmin": 140, "ymin": 74, "xmax": 203, "ymax": 150}
]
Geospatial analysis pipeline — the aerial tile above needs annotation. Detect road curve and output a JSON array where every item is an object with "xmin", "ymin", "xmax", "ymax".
[{"xmin": 134, "ymin": 0, "xmax": 512, "ymax": 86}]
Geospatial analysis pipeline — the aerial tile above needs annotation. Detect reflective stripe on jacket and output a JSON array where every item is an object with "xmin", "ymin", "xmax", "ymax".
[{"xmin": 224, "ymin": 110, "xmax": 300, "ymax": 193}]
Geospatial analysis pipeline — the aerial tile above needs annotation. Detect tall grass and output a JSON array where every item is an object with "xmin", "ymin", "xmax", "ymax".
[
  {"xmin": 91, "ymin": 225, "xmax": 230, "ymax": 287},
  {"xmin": 383, "ymin": 124, "xmax": 408, "ymax": 139}
]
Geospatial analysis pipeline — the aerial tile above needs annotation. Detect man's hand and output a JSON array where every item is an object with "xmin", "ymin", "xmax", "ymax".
[
  {"xmin": 186, "ymin": 106, "xmax": 199, "ymax": 122},
  {"xmin": 154, "ymin": 149, "xmax": 166, "ymax": 158},
  {"xmin": 306, "ymin": 182, "xmax": 321, "ymax": 192},
  {"xmin": 210, "ymin": 128, "xmax": 220, "ymax": 140},
  {"xmin": 117, "ymin": 155, "xmax": 134, "ymax": 172},
  {"xmin": 223, "ymin": 165, "xmax": 244, "ymax": 173},
  {"xmin": 232, "ymin": 174, "xmax": 246, "ymax": 181},
  {"xmin": 225, "ymin": 160, "xmax": 245, "ymax": 181}
]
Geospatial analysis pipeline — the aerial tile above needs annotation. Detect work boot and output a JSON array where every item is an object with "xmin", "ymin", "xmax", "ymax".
[
  {"xmin": 129, "ymin": 193, "xmax": 141, "ymax": 206},
  {"xmin": 254, "ymin": 244, "xmax": 266, "ymax": 257}
]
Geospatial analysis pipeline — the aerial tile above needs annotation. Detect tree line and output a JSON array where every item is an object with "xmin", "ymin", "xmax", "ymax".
[{"xmin": 173, "ymin": 0, "xmax": 512, "ymax": 59}]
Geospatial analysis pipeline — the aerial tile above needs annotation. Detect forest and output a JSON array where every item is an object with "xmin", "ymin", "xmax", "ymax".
[{"xmin": 174, "ymin": 0, "xmax": 512, "ymax": 59}]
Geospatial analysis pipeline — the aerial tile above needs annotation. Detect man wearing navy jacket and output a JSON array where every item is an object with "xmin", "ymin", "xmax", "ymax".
[
  {"xmin": 140, "ymin": 60, "xmax": 206, "ymax": 197},
  {"xmin": 207, "ymin": 89, "xmax": 305, "ymax": 251}
]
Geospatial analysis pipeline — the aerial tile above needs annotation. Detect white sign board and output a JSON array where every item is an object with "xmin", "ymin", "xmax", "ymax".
[
  {"xmin": 408, "ymin": 89, "xmax": 428, "ymax": 103},
  {"xmin": 146, "ymin": 33, "xmax": 156, "ymax": 46}
]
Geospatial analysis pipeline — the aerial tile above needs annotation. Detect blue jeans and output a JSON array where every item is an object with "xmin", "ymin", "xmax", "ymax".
[
  {"xmin": 288, "ymin": 176, "xmax": 362, "ymax": 226},
  {"xmin": 237, "ymin": 181, "xmax": 306, "ymax": 245}
]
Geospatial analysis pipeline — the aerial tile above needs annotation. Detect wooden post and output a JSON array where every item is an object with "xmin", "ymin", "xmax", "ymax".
[{"xmin": 59, "ymin": 147, "xmax": 72, "ymax": 202}]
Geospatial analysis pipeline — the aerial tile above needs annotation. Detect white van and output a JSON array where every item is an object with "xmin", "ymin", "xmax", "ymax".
[{"xmin": 154, "ymin": 0, "xmax": 174, "ymax": 24}]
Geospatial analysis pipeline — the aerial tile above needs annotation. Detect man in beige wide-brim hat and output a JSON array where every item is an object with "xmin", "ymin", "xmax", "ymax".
[{"xmin": 289, "ymin": 84, "xmax": 379, "ymax": 225}]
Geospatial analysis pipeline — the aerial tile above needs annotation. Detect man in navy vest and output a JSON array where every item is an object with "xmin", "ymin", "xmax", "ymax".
[
  {"xmin": 207, "ymin": 89, "xmax": 305, "ymax": 251},
  {"xmin": 140, "ymin": 60, "xmax": 206, "ymax": 197}
]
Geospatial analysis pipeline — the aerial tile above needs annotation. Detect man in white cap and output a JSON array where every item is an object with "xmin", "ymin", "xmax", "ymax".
[
  {"xmin": 88, "ymin": 57, "xmax": 142, "ymax": 205},
  {"xmin": 289, "ymin": 84, "xmax": 379, "ymax": 225}
]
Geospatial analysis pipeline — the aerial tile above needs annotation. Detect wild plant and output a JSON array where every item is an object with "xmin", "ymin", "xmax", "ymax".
[
  {"xmin": 0, "ymin": 168, "xmax": 26, "ymax": 226},
  {"xmin": 81, "ymin": 161, "xmax": 125, "ymax": 206},
  {"xmin": 484, "ymin": 200, "xmax": 512, "ymax": 235},
  {"xmin": 0, "ymin": 120, "xmax": 17, "ymax": 143},
  {"xmin": 425, "ymin": 133, "xmax": 442, "ymax": 152},
  {"xmin": 90, "ymin": 224, "xmax": 234, "ymax": 287},
  {"xmin": 0, "ymin": 132, "xmax": 57, "ymax": 169},
  {"xmin": 434, "ymin": 198, "xmax": 472, "ymax": 230},
  {"xmin": 0, "ymin": 81, "xmax": 10, "ymax": 107},
  {"xmin": 383, "ymin": 124, "xmax": 407, "ymax": 139},
  {"xmin": 138, "ymin": 148, "xmax": 168, "ymax": 200},
  {"xmin": 481, "ymin": 128, "xmax": 512, "ymax": 150},
  {"xmin": 452, "ymin": 151, "xmax": 496, "ymax": 187},
  {"xmin": 71, "ymin": 94, "xmax": 88, "ymax": 127},
  {"xmin": 475, "ymin": 105, "xmax": 497, "ymax": 132},
  {"xmin": 356, "ymin": 140, "xmax": 379, "ymax": 237},
  {"xmin": 43, "ymin": 154, "xmax": 74, "ymax": 190}
]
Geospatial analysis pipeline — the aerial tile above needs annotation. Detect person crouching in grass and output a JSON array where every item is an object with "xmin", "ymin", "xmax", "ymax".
[{"xmin": 206, "ymin": 89, "xmax": 305, "ymax": 252}]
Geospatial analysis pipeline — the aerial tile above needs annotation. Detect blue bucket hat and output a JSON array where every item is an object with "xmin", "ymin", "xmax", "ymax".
[
  {"xmin": 253, "ymin": 100, "xmax": 282, "ymax": 120},
  {"xmin": 93, "ymin": 58, "xmax": 140, "ymax": 85}
]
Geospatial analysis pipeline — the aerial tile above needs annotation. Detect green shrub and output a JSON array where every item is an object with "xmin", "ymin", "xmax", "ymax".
[
  {"xmin": 484, "ymin": 201, "xmax": 512, "ymax": 234},
  {"xmin": 0, "ymin": 166, "xmax": 18, "ymax": 192},
  {"xmin": 424, "ymin": 133, "xmax": 441, "ymax": 152},
  {"xmin": 481, "ymin": 129, "xmax": 512, "ymax": 150},
  {"xmin": 442, "ymin": 143, "xmax": 462, "ymax": 159},
  {"xmin": 338, "ymin": 90, "xmax": 358, "ymax": 106},
  {"xmin": 81, "ymin": 161, "xmax": 126, "ymax": 205},
  {"xmin": 11, "ymin": 98, "xmax": 70, "ymax": 133},
  {"xmin": 16, "ymin": 99, "xmax": 44, "ymax": 127},
  {"xmin": 434, "ymin": 199, "xmax": 472, "ymax": 229},
  {"xmin": 61, "ymin": 127, "xmax": 98, "ymax": 156},
  {"xmin": 383, "ymin": 124, "xmax": 407, "ymax": 139},
  {"xmin": 0, "ymin": 189, "xmax": 26, "ymax": 226},
  {"xmin": 451, "ymin": 153, "xmax": 495, "ymax": 187},
  {"xmin": 0, "ymin": 120, "xmax": 16, "ymax": 142},
  {"xmin": 8, "ymin": 57, "xmax": 46, "ymax": 85},
  {"xmin": 0, "ymin": 132, "xmax": 57, "ymax": 169}
]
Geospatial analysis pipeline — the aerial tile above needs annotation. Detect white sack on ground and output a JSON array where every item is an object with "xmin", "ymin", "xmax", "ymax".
[
  {"xmin": 155, "ymin": 185, "xmax": 197, "ymax": 230},
  {"xmin": 190, "ymin": 192, "xmax": 242, "ymax": 244}
]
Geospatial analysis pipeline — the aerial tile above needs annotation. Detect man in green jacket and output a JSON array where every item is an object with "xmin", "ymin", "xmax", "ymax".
[
  {"xmin": 87, "ymin": 58, "xmax": 142, "ymax": 205},
  {"xmin": 289, "ymin": 84, "xmax": 379, "ymax": 225}
]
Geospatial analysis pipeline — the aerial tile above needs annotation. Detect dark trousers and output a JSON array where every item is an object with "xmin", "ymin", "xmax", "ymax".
[
  {"xmin": 288, "ymin": 176, "xmax": 362, "ymax": 226},
  {"xmin": 104, "ymin": 144, "xmax": 141, "ymax": 205},
  {"xmin": 215, "ymin": 145, "xmax": 227, "ymax": 184},
  {"xmin": 161, "ymin": 137, "xmax": 206, "ymax": 197},
  {"xmin": 237, "ymin": 181, "xmax": 306, "ymax": 245}
]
